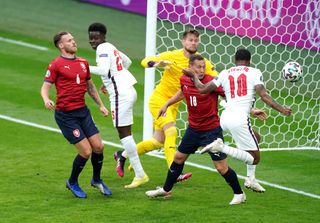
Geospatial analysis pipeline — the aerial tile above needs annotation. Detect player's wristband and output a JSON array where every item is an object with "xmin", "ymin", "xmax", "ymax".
[{"xmin": 147, "ymin": 61, "xmax": 156, "ymax": 67}]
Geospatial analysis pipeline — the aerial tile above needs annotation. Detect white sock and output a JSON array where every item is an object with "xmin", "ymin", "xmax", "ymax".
[
  {"xmin": 221, "ymin": 145, "xmax": 254, "ymax": 165},
  {"xmin": 247, "ymin": 164, "xmax": 256, "ymax": 181},
  {"xmin": 121, "ymin": 150, "xmax": 128, "ymax": 159},
  {"xmin": 120, "ymin": 135, "xmax": 145, "ymax": 178}
]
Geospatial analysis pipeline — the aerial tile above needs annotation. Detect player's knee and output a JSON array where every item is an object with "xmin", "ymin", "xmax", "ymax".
[
  {"xmin": 151, "ymin": 138, "xmax": 163, "ymax": 149},
  {"xmin": 93, "ymin": 143, "xmax": 104, "ymax": 154},
  {"xmin": 164, "ymin": 126, "xmax": 177, "ymax": 137},
  {"xmin": 214, "ymin": 160, "xmax": 228, "ymax": 175},
  {"xmin": 253, "ymin": 157, "xmax": 260, "ymax": 165},
  {"xmin": 117, "ymin": 126, "xmax": 131, "ymax": 139},
  {"xmin": 80, "ymin": 149, "xmax": 92, "ymax": 159},
  {"xmin": 173, "ymin": 151, "xmax": 188, "ymax": 163}
]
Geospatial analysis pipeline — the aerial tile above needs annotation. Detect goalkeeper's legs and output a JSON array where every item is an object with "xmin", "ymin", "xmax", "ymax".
[
  {"xmin": 123, "ymin": 137, "xmax": 163, "ymax": 158},
  {"xmin": 137, "ymin": 136, "xmax": 164, "ymax": 155},
  {"xmin": 126, "ymin": 131, "xmax": 164, "ymax": 171}
]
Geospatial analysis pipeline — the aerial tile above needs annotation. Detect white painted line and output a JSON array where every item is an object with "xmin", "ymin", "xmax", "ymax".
[
  {"xmin": 0, "ymin": 36, "xmax": 49, "ymax": 51},
  {"xmin": 147, "ymin": 152, "xmax": 320, "ymax": 199},
  {"xmin": 0, "ymin": 114, "xmax": 319, "ymax": 199}
]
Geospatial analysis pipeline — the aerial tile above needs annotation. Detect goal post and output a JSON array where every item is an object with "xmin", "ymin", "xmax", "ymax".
[
  {"xmin": 144, "ymin": 0, "xmax": 319, "ymax": 149},
  {"xmin": 142, "ymin": 0, "xmax": 158, "ymax": 140}
]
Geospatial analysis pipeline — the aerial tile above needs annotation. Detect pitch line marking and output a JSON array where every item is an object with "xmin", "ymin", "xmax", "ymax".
[
  {"xmin": 0, "ymin": 36, "xmax": 49, "ymax": 51},
  {"xmin": 0, "ymin": 114, "xmax": 319, "ymax": 200}
]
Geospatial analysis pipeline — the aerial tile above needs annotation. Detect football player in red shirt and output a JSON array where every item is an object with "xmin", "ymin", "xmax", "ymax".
[
  {"xmin": 40, "ymin": 31, "xmax": 111, "ymax": 198},
  {"xmin": 145, "ymin": 54, "xmax": 246, "ymax": 205}
]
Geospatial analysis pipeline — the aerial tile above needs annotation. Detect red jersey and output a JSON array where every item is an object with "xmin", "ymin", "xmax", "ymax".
[
  {"xmin": 44, "ymin": 56, "xmax": 91, "ymax": 111},
  {"xmin": 180, "ymin": 74, "xmax": 225, "ymax": 131}
]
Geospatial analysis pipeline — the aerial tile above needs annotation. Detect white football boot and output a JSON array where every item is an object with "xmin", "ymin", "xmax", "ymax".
[
  {"xmin": 200, "ymin": 138, "xmax": 224, "ymax": 154},
  {"xmin": 229, "ymin": 192, "xmax": 246, "ymax": 205},
  {"xmin": 244, "ymin": 178, "xmax": 266, "ymax": 193},
  {"xmin": 145, "ymin": 186, "xmax": 172, "ymax": 198}
]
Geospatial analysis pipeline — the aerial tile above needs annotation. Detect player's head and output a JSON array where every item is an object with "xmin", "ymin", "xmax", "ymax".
[
  {"xmin": 53, "ymin": 31, "xmax": 77, "ymax": 54},
  {"xmin": 235, "ymin": 48, "xmax": 251, "ymax": 66},
  {"xmin": 182, "ymin": 29, "xmax": 200, "ymax": 55},
  {"xmin": 88, "ymin": 23, "xmax": 107, "ymax": 50},
  {"xmin": 189, "ymin": 54, "xmax": 205, "ymax": 79}
]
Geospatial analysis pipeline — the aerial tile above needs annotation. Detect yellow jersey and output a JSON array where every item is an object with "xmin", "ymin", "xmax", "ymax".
[{"xmin": 141, "ymin": 49, "xmax": 218, "ymax": 99}]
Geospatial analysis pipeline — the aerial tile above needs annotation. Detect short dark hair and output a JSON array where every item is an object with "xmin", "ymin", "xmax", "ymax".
[
  {"xmin": 235, "ymin": 49, "xmax": 251, "ymax": 61},
  {"xmin": 189, "ymin": 54, "xmax": 204, "ymax": 65},
  {"xmin": 182, "ymin": 29, "xmax": 200, "ymax": 39},
  {"xmin": 53, "ymin": 31, "xmax": 69, "ymax": 48},
  {"xmin": 88, "ymin": 22, "xmax": 107, "ymax": 35}
]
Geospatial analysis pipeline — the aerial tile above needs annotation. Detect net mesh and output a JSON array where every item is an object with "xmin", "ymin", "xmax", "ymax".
[{"xmin": 154, "ymin": 1, "xmax": 319, "ymax": 148}]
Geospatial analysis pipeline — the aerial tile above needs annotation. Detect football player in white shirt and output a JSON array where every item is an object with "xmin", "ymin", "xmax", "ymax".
[
  {"xmin": 183, "ymin": 49, "xmax": 291, "ymax": 193},
  {"xmin": 88, "ymin": 23, "xmax": 148, "ymax": 188}
]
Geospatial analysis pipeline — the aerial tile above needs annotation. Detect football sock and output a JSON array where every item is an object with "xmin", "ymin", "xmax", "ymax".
[
  {"xmin": 247, "ymin": 164, "xmax": 256, "ymax": 181},
  {"xmin": 163, "ymin": 161, "xmax": 184, "ymax": 192},
  {"xmin": 222, "ymin": 168, "xmax": 243, "ymax": 194},
  {"xmin": 164, "ymin": 126, "xmax": 177, "ymax": 167},
  {"xmin": 69, "ymin": 154, "xmax": 88, "ymax": 184},
  {"xmin": 91, "ymin": 152, "xmax": 103, "ymax": 181},
  {"xmin": 221, "ymin": 145, "xmax": 254, "ymax": 165},
  {"xmin": 120, "ymin": 135, "xmax": 145, "ymax": 178},
  {"xmin": 122, "ymin": 138, "xmax": 163, "ymax": 158}
]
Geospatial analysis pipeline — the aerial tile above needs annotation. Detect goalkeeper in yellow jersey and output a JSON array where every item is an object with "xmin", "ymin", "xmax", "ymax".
[{"xmin": 113, "ymin": 29, "xmax": 218, "ymax": 181}]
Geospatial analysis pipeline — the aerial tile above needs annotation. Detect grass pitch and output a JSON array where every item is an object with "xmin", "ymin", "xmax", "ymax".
[{"xmin": 0, "ymin": 1, "xmax": 319, "ymax": 222}]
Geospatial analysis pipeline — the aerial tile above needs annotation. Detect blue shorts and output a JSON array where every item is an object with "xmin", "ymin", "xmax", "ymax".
[
  {"xmin": 178, "ymin": 126, "xmax": 227, "ymax": 161},
  {"xmin": 55, "ymin": 106, "xmax": 99, "ymax": 144}
]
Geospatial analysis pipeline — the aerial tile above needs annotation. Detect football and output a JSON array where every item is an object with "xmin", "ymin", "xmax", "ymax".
[{"xmin": 282, "ymin": 61, "xmax": 303, "ymax": 82}]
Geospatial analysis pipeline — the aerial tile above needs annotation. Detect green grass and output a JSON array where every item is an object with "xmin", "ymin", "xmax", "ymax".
[
  {"xmin": 0, "ymin": 119, "xmax": 319, "ymax": 223},
  {"xmin": 0, "ymin": 0, "xmax": 319, "ymax": 222}
]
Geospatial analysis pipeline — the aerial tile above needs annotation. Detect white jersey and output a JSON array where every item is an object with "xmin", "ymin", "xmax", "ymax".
[
  {"xmin": 213, "ymin": 66, "xmax": 264, "ymax": 115},
  {"xmin": 89, "ymin": 42, "xmax": 137, "ymax": 99}
]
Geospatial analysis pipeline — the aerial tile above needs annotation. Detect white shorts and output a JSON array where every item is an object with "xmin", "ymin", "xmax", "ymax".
[
  {"xmin": 220, "ymin": 109, "xmax": 259, "ymax": 151},
  {"xmin": 110, "ymin": 86, "xmax": 137, "ymax": 127}
]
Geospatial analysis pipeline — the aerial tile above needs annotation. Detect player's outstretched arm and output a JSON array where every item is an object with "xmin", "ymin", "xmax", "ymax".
[
  {"xmin": 157, "ymin": 90, "xmax": 184, "ymax": 119},
  {"xmin": 86, "ymin": 79, "xmax": 108, "ymax": 117},
  {"xmin": 141, "ymin": 51, "xmax": 172, "ymax": 69},
  {"xmin": 256, "ymin": 84, "xmax": 292, "ymax": 116},
  {"xmin": 250, "ymin": 108, "xmax": 268, "ymax": 120},
  {"xmin": 41, "ymin": 82, "xmax": 55, "ymax": 110}
]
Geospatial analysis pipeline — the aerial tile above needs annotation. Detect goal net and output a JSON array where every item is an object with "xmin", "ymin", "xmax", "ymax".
[{"xmin": 152, "ymin": 0, "xmax": 319, "ymax": 149}]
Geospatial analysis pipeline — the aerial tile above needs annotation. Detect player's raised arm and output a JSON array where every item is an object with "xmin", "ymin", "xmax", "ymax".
[
  {"xmin": 157, "ymin": 90, "xmax": 184, "ymax": 119},
  {"xmin": 183, "ymin": 68, "xmax": 217, "ymax": 94},
  {"xmin": 255, "ymin": 84, "xmax": 292, "ymax": 116},
  {"xmin": 141, "ymin": 51, "xmax": 172, "ymax": 69}
]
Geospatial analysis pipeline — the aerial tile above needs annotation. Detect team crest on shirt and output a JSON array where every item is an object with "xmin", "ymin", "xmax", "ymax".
[
  {"xmin": 80, "ymin": 62, "xmax": 87, "ymax": 73},
  {"xmin": 45, "ymin": 70, "xmax": 51, "ymax": 77},
  {"xmin": 73, "ymin": 129, "xmax": 80, "ymax": 137}
]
